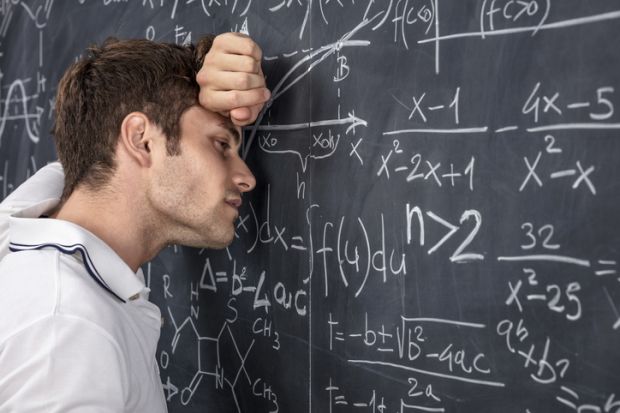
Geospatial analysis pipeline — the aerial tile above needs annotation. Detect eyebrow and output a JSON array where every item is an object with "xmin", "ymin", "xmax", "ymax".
[{"xmin": 218, "ymin": 120, "xmax": 241, "ymax": 146}]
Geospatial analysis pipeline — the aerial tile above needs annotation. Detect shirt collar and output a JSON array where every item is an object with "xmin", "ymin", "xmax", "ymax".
[{"xmin": 8, "ymin": 199, "xmax": 148, "ymax": 303}]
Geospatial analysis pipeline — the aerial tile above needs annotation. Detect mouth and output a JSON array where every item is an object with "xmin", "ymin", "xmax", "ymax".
[{"xmin": 225, "ymin": 198, "xmax": 242, "ymax": 209}]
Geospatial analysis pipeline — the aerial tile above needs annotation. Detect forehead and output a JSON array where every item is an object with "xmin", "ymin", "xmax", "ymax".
[{"xmin": 181, "ymin": 105, "xmax": 241, "ymax": 144}]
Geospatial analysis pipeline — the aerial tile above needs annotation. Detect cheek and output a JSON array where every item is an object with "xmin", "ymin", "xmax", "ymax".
[
  {"xmin": 153, "ymin": 155, "xmax": 217, "ymax": 212},
  {"xmin": 150, "ymin": 156, "xmax": 192, "ymax": 211}
]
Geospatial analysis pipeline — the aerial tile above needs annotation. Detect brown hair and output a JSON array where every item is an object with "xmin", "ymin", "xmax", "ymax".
[{"xmin": 52, "ymin": 35, "xmax": 215, "ymax": 200}]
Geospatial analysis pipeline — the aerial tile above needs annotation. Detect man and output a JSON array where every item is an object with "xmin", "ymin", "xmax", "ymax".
[{"xmin": 0, "ymin": 32, "xmax": 269, "ymax": 412}]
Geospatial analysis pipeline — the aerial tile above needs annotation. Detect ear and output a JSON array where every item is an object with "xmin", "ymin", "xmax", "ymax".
[{"xmin": 119, "ymin": 112, "xmax": 152, "ymax": 167}]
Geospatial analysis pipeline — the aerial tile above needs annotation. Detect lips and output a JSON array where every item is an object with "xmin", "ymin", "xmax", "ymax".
[{"xmin": 226, "ymin": 198, "xmax": 242, "ymax": 208}]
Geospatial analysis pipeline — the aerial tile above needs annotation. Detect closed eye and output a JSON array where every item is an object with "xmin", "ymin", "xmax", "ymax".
[{"xmin": 215, "ymin": 139, "xmax": 231, "ymax": 151}]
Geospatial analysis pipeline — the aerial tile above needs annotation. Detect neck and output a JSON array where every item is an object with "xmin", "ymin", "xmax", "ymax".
[{"xmin": 55, "ymin": 184, "xmax": 163, "ymax": 272}]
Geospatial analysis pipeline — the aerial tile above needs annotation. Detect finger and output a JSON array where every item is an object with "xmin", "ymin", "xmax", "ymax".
[
  {"xmin": 246, "ymin": 102, "xmax": 264, "ymax": 124},
  {"xmin": 205, "ymin": 70, "xmax": 266, "ymax": 91},
  {"xmin": 206, "ymin": 53, "xmax": 260, "ymax": 74},
  {"xmin": 212, "ymin": 32, "xmax": 263, "ymax": 61},
  {"xmin": 230, "ymin": 101, "xmax": 265, "ymax": 126},
  {"xmin": 230, "ymin": 107, "xmax": 252, "ymax": 126},
  {"xmin": 199, "ymin": 87, "xmax": 270, "ymax": 113}
]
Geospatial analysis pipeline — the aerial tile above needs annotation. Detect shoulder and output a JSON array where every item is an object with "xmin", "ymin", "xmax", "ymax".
[
  {"xmin": 0, "ymin": 248, "xmax": 127, "ymax": 345},
  {"xmin": 0, "ymin": 248, "xmax": 166, "ymax": 412},
  {"xmin": 0, "ymin": 249, "xmax": 60, "ymax": 342},
  {"xmin": 0, "ymin": 310, "xmax": 130, "ymax": 411},
  {"xmin": 0, "ymin": 249, "xmax": 133, "ymax": 410}
]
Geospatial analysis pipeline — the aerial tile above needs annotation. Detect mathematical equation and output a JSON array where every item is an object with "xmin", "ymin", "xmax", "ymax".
[{"xmin": 1, "ymin": 0, "xmax": 619, "ymax": 412}]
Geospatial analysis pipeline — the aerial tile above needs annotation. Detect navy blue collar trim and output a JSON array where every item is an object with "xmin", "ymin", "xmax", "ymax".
[{"xmin": 9, "ymin": 242, "xmax": 126, "ymax": 303}]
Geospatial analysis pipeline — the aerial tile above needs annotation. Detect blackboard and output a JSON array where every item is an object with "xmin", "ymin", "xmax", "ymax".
[{"xmin": 1, "ymin": 1, "xmax": 620, "ymax": 411}]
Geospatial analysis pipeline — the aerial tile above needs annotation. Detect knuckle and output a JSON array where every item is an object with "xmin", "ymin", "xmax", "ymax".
[
  {"xmin": 259, "ymin": 88, "xmax": 270, "ymax": 102},
  {"xmin": 196, "ymin": 69, "xmax": 208, "ymax": 86},
  {"xmin": 213, "ymin": 33, "xmax": 228, "ymax": 46},
  {"xmin": 239, "ymin": 39, "xmax": 252, "ymax": 54},
  {"xmin": 252, "ymin": 88, "xmax": 264, "ymax": 102},
  {"xmin": 241, "ymin": 56, "xmax": 256, "ymax": 73},
  {"xmin": 198, "ymin": 93, "xmax": 213, "ymax": 108},
  {"xmin": 237, "ymin": 56, "xmax": 250, "ymax": 72},
  {"xmin": 246, "ymin": 41, "xmax": 260, "ymax": 58},
  {"xmin": 228, "ymin": 91, "xmax": 242, "ymax": 108},
  {"xmin": 198, "ymin": 92, "xmax": 210, "ymax": 109},
  {"xmin": 201, "ymin": 53, "xmax": 212, "ymax": 66},
  {"xmin": 236, "ymin": 73, "xmax": 252, "ymax": 90}
]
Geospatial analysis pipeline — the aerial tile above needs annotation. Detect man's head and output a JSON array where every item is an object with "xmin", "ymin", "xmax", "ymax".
[{"xmin": 52, "ymin": 37, "xmax": 256, "ymax": 249}]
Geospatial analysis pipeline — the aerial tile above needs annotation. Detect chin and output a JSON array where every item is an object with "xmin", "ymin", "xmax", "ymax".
[
  {"xmin": 177, "ymin": 219, "xmax": 236, "ymax": 249},
  {"xmin": 207, "ymin": 237, "xmax": 234, "ymax": 249},
  {"xmin": 173, "ymin": 228, "xmax": 233, "ymax": 249},
  {"xmin": 201, "ymin": 229, "xmax": 235, "ymax": 249},
  {"xmin": 180, "ymin": 237, "xmax": 231, "ymax": 250}
]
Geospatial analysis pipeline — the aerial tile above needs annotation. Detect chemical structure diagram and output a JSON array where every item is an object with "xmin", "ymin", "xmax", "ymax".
[{"xmin": 161, "ymin": 306, "xmax": 256, "ymax": 412}]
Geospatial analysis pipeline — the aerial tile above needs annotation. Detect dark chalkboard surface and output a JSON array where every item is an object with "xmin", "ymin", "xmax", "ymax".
[{"xmin": 1, "ymin": 1, "xmax": 620, "ymax": 411}]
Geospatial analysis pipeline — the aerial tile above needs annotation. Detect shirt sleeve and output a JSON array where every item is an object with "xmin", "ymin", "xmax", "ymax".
[
  {"xmin": 0, "ymin": 162, "xmax": 64, "ymax": 260},
  {"xmin": 0, "ymin": 314, "xmax": 129, "ymax": 413}
]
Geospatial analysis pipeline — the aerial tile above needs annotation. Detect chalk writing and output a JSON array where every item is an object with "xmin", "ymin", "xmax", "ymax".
[{"xmin": 1, "ymin": 1, "xmax": 619, "ymax": 412}]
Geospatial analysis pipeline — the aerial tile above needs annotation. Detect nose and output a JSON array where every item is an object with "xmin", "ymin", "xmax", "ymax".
[{"xmin": 233, "ymin": 158, "xmax": 256, "ymax": 193}]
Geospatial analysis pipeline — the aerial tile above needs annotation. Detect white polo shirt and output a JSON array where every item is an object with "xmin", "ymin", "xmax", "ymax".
[
  {"xmin": 0, "ymin": 164, "xmax": 167, "ymax": 412},
  {"xmin": 0, "ymin": 162, "xmax": 64, "ymax": 262}
]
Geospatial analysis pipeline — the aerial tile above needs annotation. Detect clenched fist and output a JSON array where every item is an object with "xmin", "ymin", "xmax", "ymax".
[{"xmin": 197, "ymin": 32, "xmax": 270, "ymax": 126}]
